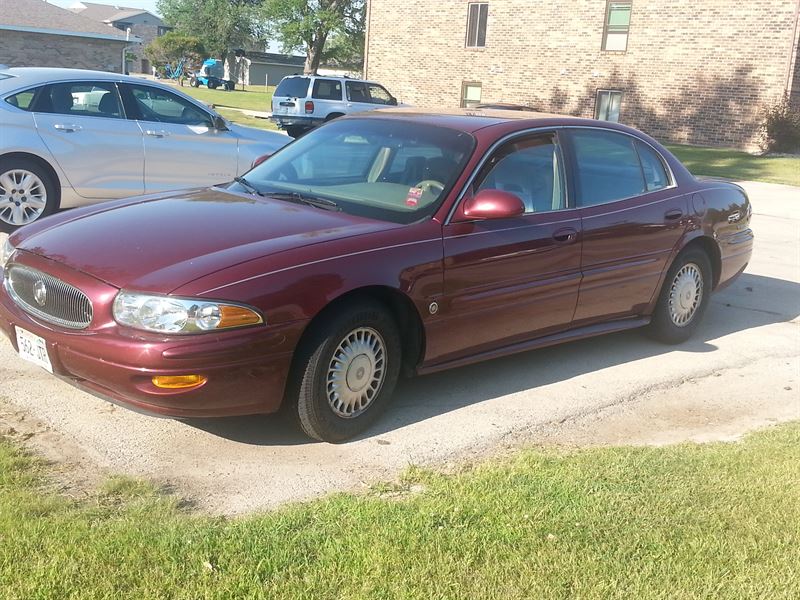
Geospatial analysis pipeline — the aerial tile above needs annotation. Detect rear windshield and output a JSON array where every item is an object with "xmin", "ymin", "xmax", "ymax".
[{"xmin": 274, "ymin": 77, "xmax": 310, "ymax": 98}]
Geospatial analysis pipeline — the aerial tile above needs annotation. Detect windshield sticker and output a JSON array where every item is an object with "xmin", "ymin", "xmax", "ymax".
[{"xmin": 406, "ymin": 187, "xmax": 423, "ymax": 207}]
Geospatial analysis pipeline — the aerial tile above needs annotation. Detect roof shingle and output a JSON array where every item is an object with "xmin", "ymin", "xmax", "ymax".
[{"xmin": 0, "ymin": 0, "xmax": 132, "ymax": 41}]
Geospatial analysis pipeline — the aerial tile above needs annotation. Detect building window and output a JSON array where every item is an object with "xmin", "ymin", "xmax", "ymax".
[
  {"xmin": 595, "ymin": 90, "xmax": 623, "ymax": 122},
  {"xmin": 157, "ymin": 26, "xmax": 171, "ymax": 37},
  {"xmin": 461, "ymin": 81, "xmax": 482, "ymax": 108},
  {"xmin": 602, "ymin": 1, "xmax": 631, "ymax": 51},
  {"xmin": 466, "ymin": 3, "xmax": 488, "ymax": 48}
]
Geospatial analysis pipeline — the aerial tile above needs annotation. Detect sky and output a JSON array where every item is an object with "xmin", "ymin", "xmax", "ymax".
[{"xmin": 49, "ymin": 1, "xmax": 162, "ymax": 16}]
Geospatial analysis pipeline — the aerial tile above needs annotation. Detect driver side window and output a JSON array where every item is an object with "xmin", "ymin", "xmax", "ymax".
[
  {"xmin": 123, "ymin": 84, "xmax": 212, "ymax": 126},
  {"xmin": 475, "ymin": 133, "xmax": 566, "ymax": 214}
]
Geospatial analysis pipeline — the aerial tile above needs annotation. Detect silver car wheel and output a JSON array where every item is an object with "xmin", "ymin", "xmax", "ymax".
[
  {"xmin": 668, "ymin": 263, "xmax": 703, "ymax": 327},
  {"xmin": 326, "ymin": 327, "xmax": 386, "ymax": 419},
  {"xmin": 0, "ymin": 169, "xmax": 48, "ymax": 226}
]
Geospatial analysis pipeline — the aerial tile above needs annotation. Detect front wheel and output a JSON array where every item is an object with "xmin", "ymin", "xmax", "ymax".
[
  {"xmin": 0, "ymin": 157, "xmax": 58, "ymax": 233},
  {"xmin": 647, "ymin": 247, "xmax": 712, "ymax": 344},
  {"xmin": 291, "ymin": 302, "xmax": 402, "ymax": 442}
]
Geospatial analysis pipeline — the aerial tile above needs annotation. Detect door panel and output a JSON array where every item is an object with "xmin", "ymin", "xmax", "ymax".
[
  {"xmin": 120, "ymin": 82, "xmax": 239, "ymax": 193},
  {"xmin": 430, "ymin": 211, "xmax": 583, "ymax": 364},
  {"xmin": 575, "ymin": 192, "xmax": 689, "ymax": 323},
  {"xmin": 564, "ymin": 128, "xmax": 689, "ymax": 324},
  {"xmin": 32, "ymin": 82, "xmax": 144, "ymax": 199}
]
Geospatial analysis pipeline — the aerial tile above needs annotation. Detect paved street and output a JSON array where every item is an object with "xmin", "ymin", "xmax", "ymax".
[{"xmin": 1, "ymin": 180, "xmax": 798, "ymax": 514}]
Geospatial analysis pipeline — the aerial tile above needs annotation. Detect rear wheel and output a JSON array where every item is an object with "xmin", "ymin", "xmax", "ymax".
[
  {"xmin": 285, "ymin": 126, "xmax": 308, "ymax": 139},
  {"xmin": 207, "ymin": 81, "xmax": 218, "ymax": 90},
  {"xmin": 647, "ymin": 247, "xmax": 712, "ymax": 344},
  {"xmin": 324, "ymin": 112, "xmax": 344, "ymax": 122},
  {"xmin": 291, "ymin": 302, "xmax": 402, "ymax": 442},
  {"xmin": 0, "ymin": 157, "xmax": 58, "ymax": 233}
]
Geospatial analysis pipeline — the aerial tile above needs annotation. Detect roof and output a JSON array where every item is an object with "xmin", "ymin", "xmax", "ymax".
[
  {"xmin": 70, "ymin": 2, "xmax": 162, "ymax": 25},
  {"xmin": 240, "ymin": 52, "xmax": 306, "ymax": 67},
  {"xmin": 0, "ymin": 67, "xmax": 178, "ymax": 95},
  {"xmin": 0, "ymin": 0, "xmax": 134, "ymax": 42},
  {"xmin": 350, "ymin": 107, "xmax": 622, "ymax": 134}
]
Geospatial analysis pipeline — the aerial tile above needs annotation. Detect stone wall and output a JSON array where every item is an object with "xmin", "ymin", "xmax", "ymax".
[
  {"xmin": 0, "ymin": 30, "xmax": 125, "ymax": 73},
  {"xmin": 364, "ymin": 0, "xmax": 800, "ymax": 149}
]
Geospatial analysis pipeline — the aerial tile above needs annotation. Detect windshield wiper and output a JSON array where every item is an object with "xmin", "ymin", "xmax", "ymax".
[
  {"xmin": 267, "ymin": 191, "xmax": 340, "ymax": 212},
  {"xmin": 233, "ymin": 176, "xmax": 264, "ymax": 197}
]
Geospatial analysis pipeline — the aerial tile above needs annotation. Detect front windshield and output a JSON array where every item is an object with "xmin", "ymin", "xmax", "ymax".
[{"xmin": 243, "ymin": 118, "xmax": 475, "ymax": 224}]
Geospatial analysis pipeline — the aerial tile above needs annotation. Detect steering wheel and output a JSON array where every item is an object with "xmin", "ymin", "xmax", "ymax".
[{"xmin": 414, "ymin": 180, "xmax": 445, "ymax": 196}]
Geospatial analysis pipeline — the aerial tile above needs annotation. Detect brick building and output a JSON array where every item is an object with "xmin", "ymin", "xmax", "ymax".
[
  {"xmin": 364, "ymin": 0, "xmax": 800, "ymax": 149},
  {"xmin": 0, "ymin": 0, "xmax": 134, "ymax": 73},
  {"xmin": 70, "ymin": 2, "xmax": 170, "ymax": 74}
]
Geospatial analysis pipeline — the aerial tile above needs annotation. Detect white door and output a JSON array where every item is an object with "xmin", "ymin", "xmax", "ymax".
[
  {"xmin": 32, "ymin": 81, "xmax": 144, "ymax": 199},
  {"xmin": 120, "ymin": 83, "xmax": 239, "ymax": 193},
  {"xmin": 344, "ymin": 81, "xmax": 396, "ymax": 114}
]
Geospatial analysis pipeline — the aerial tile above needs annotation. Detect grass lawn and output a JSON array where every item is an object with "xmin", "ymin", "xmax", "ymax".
[
  {"xmin": 667, "ymin": 144, "xmax": 800, "ymax": 187},
  {"xmin": 216, "ymin": 107, "xmax": 279, "ymax": 132},
  {"xmin": 173, "ymin": 82, "xmax": 274, "ymax": 112},
  {"xmin": 1, "ymin": 424, "xmax": 798, "ymax": 599}
]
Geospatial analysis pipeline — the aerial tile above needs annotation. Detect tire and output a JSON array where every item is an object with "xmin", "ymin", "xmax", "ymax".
[
  {"xmin": 190, "ymin": 77, "xmax": 200, "ymax": 88},
  {"xmin": 224, "ymin": 81, "xmax": 235, "ymax": 91},
  {"xmin": 285, "ymin": 126, "xmax": 308, "ymax": 139},
  {"xmin": 0, "ymin": 157, "xmax": 58, "ymax": 233},
  {"xmin": 647, "ymin": 247, "xmax": 713, "ymax": 344},
  {"xmin": 324, "ymin": 112, "xmax": 344, "ymax": 122},
  {"xmin": 290, "ymin": 302, "xmax": 402, "ymax": 442},
  {"xmin": 207, "ymin": 81, "xmax": 218, "ymax": 90}
]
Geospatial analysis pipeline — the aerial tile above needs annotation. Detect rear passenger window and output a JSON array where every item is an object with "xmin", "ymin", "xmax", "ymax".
[
  {"xmin": 636, "ymin": 141, "xmax": 670, "ymax": 191},
  {"xmin": 312, "ymin": 79, "xmax": 342, "ymax": 101},
  {"xmin": 5, "ymin": 89, "xmax": 36, "ymax": 111},
  {"xmin": 274, "ymin": 77, "xmax": 310, "ymax": 98},
  {"xmin": 570, "ymin": 130, "xmax": 645, "ymax": 206},
  {"xmin": 36, "ymin": 82, "xmax": 123, "ymax": 119}
]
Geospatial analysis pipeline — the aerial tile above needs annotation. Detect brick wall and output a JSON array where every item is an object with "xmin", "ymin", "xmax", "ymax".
[
  {"xmin": 0, "ymin": 30, "xmax": 125, "ymax": 73},
  {"xmin": 365, "ymin": 0, "xmax": 800, "ymax": 149}
]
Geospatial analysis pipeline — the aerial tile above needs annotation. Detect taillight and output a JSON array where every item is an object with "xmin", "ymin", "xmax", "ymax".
[
  {"xmin": 304, "ymin": 100, "xmax": 314, "ymax": 114},
  {"xmin": 251, "ymin": 154, "xmax": 271, "ymax": 169}
]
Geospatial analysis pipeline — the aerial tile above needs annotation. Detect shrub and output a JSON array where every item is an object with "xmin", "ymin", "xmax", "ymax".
[{"xmin": 760, "ymin": 94, "xmax": 800, "ymax": 153}]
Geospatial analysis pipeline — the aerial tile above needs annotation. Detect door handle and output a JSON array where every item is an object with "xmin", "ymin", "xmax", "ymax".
[
  {"xmin": 664, "ymin": 209, "xmax": 683, "ymax": 221},
  {"xmin": 552, "ymin": 227, "xmax": 578, "ymax": 244},
  {"xmin": 53, "ymin": 124, "xmax": 82, "ymax": 133},
  {"xmin": 145, "ymin": 129, "xmax": 170, "ymax": 138}
]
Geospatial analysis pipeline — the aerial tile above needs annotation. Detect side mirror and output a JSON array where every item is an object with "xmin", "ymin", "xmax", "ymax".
[
  {"xmin": 453, "ymin": 189, "xmax": 525, "ymax": 222},
  {"xmin": 212, "ymin": 115, "xmax": 229, "ymax": 131}
]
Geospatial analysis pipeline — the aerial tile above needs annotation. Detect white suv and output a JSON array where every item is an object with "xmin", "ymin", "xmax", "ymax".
[{"xmin": 270, "ymin": 75, "xmax": 398, "ymax": 138}]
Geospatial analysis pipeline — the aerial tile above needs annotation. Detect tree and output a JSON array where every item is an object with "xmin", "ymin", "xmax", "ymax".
[
  {"xmin": 144, "ymin": 31, "xmax": 205, "ymax": 68},
  {"xmin": 157, "ymin": 0, "xmax": 266, "ymax": 60},
  {"xmin": 261, "ymin": 0, "xmax": 365, "ymax": 74}
]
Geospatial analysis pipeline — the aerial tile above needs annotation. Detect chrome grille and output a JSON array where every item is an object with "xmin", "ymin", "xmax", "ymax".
[{"xmin": 5, "ymin": 265, "xmax": 93, "ymax": 329}]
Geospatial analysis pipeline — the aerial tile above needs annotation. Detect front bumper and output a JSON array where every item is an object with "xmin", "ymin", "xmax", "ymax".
[{"xmin": 0, "ymin": 256, "xmax": 307, "ymax": 418}]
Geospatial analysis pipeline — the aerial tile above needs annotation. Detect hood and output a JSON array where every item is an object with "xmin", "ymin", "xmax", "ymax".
[{"xmin": 17, "ymin": 188, "xmax": 398, "ymax": 293}]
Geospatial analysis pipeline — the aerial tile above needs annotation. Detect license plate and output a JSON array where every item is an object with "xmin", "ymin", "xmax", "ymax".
[{"xmin": 15, "ymin": 327, "xmax": 53, "ymax": 373}]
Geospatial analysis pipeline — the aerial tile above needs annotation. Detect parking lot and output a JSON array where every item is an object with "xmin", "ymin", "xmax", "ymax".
[{"xmin": 0, "ymin": 180, "xmax": 797, "ymax": 515}]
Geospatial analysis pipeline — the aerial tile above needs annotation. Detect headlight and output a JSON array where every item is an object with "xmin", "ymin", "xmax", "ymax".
[
  {"xmin": 113, "ymin": 291, "xmax": 263, "ymax": 334},
  {"xmin": 1, "ymin": 238, "xmax": 15, "ymax": 268}
]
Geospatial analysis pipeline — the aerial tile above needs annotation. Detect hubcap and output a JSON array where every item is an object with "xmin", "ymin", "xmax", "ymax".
[
  {"xmin": 0, "ymin": 169, "xmax": 47, "ymax": 226},
  {"xmin": 326, "ymin": 327, "xmax": 386, "ymax": 418},
  {"xmin": 668, "ymin": 263, "xmax": 703, "ymax": 326}
]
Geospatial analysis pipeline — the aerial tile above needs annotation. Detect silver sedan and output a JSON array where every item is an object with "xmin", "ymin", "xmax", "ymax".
[{"xmin": 0, "ymin": 67, "xmax": 289, "ymax": 232}]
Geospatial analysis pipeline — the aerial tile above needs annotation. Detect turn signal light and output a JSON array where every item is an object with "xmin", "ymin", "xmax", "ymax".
[
  {"xmin": 152, "ymin": 374, "xmax": 207, "ymax": 389},
  {"xmin": 219, "ymin": 305, "xmax": 263, "ymax": 329}
]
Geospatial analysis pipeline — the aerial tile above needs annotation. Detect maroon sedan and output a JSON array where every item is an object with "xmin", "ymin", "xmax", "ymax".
[{"xmin": 0, "ymin": 109, "xmax": 753, "ymax": 442}]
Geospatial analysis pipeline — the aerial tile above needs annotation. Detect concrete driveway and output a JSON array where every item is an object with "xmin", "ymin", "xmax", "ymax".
[{"xmin": 1, "ymin": 181, "xmax": 798, "ymax": 514}]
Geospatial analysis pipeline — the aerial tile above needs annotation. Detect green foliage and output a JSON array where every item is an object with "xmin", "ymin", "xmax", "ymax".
[
  {"xmin": 143, "ymin": 31, "xmax": 205, "ymax": 68},
  {"xmin": 261, "ymin": 0, "xmax": 365, "ymax": 72},
  {"xmin": 760, "ymin": 93, "xmax": 800, "ymax": 154},
  {"xmin": 1, "ymin": 424, "xmax": 799, "ymax": 598},
  {"xmin": 157, "ymin": 0, "xmax": 266, "ymax": 59}
]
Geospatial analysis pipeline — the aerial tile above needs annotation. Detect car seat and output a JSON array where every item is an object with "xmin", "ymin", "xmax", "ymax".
[
  {"xmin": 97, "ymin": 93, "xmax": 120, "ymax": 117},
  {"xmin": 50, "ymin": 86, "xmax": 74, "ymax": 113}
]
